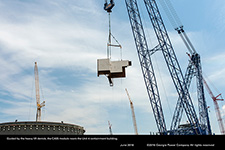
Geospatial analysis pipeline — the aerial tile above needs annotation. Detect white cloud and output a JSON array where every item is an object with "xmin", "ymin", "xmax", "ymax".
[{"xmin": 222, "ymin": 105, "xmax": 225, "ymax": 117}]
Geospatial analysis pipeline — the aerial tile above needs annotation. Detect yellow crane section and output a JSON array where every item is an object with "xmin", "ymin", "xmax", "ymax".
[
  {"xmin": 125, "ymin": 88, "xmax": 138, "ymax": 135},
  {"xmin": 34, "ymin": 62, "xmax": 45, "ymax": 122}
]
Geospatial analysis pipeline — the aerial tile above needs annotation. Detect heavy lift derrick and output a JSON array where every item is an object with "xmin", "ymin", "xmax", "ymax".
[
  {"xmin": 125, "ymin": 0, "xmax": 208, "ymax": 134},
  {"xmin": 104, "ymin": 0, "xmax": 213, "ymax": 134},
  {"xmin": 156, "ymin": 0, "xmax": 211, "ymax": 134},
  {"xmin": 165, "ymin": 0, "xmax": 225, "ymax": 134},
  {"xmin": 156, "ymin": 1, "xmax": 211, "ymax": 134},
  {"xmin": 142, "ymin": 0, "xmax": 202, "ymax": 134}
]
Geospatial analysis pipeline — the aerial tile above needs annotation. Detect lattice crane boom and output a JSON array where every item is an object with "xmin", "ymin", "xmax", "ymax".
[
  {"xmin": 143, "ymin": 0, "xmax": 201, "ymax": 134},
  {"xmin": 108, "ymin": 121, "xmax": 113, "ymax": 135},
  {"xmin": 124, "ymin": 0, "xmax": 213, "ymax": 135},
  {"xmin": 34, "ymin": 62, "xmax": 45, "ymax": 122},
  {"xmin": 160, "ymin": 2, "xmax": 211, "ymax": 134}
]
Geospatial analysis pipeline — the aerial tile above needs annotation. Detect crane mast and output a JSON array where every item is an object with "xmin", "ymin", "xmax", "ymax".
[
  {"xmin": 125, "ymin": 88, "xmax": 138, "ymax": 135},
  {"xmin": 34, "ymin": 62, "xmax": 45, "ymax": 122}
]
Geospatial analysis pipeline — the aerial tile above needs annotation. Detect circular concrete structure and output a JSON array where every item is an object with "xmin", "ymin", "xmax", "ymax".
[{"xmin": 0, "ymin": 121, "xmax": 85, "ymax": 135}]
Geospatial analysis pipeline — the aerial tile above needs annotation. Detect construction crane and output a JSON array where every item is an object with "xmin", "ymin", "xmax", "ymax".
[
  {"xmin": 169, "ymin": 27, "xmax": 211, "ymax": 134},
  {"xmin": 161, "ymin": 0, "xmax": 221, "ymax": 134},
  {"xmin": 174, "ymin": 25, "xmax": 224, "ymax": 135},
  {"xmin": 108, "ymin": 121, "xmax": 113, "ymax": 135},
  {"xmin": 155, "ymin": 0, "xmax": 212, "ymax": 134},
  {"xmin": 185, "ymin": 49, "xmax": 225, "ymax": 134},
  {"xmin": 34, "ymin": 62, "xmax": 45, "ymax": 122},
  {"xmin": 203, "ymin": 79, "xmax": 225, "ymax": 134},
  {"xmin": 125, "ymin": 88, "xmax": 138, "ymax": 135},
  {"xmin": 124, "ymin": 0, "xmax": 210, "ymax": 134}
]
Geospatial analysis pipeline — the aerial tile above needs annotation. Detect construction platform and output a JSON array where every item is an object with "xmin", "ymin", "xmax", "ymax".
[{"xmin": 0, "ymin": 121, "xmax": 85, "ymax": 135}]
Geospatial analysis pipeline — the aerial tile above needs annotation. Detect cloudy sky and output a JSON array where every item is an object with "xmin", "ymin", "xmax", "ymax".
[{"xmin": 0, "ymin": 0, "xmax": 225, "ymax": 135}]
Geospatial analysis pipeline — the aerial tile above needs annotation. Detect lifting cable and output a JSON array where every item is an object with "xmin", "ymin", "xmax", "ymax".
[
  {"xmin": 107, "ymin": 12, "xmax": 122, "ymax": 60},
  {"xmin": 153, "ymin": 54, "xmax": 173, "ymax": 118}
]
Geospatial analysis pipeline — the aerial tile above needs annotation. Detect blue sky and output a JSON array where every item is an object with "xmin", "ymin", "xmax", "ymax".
[{"xmin": 0, "ymin": 0, "xmax": 225, "ymax": 135}]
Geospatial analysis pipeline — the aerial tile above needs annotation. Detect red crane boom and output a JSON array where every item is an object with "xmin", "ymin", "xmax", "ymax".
[{"xmin": 203, "ymin": 79, "xmax": 225, "ymax": 134}]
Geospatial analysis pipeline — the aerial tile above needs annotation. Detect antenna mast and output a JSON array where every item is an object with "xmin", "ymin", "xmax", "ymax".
[{"xmin": 34, "ymin": 62, "xmax": 45, "ymax": 122}]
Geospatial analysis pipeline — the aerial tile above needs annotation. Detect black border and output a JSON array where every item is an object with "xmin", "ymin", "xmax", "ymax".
[{"xmin": 0, "ymin": 135, "xmax": 222, "ymax": 149}]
